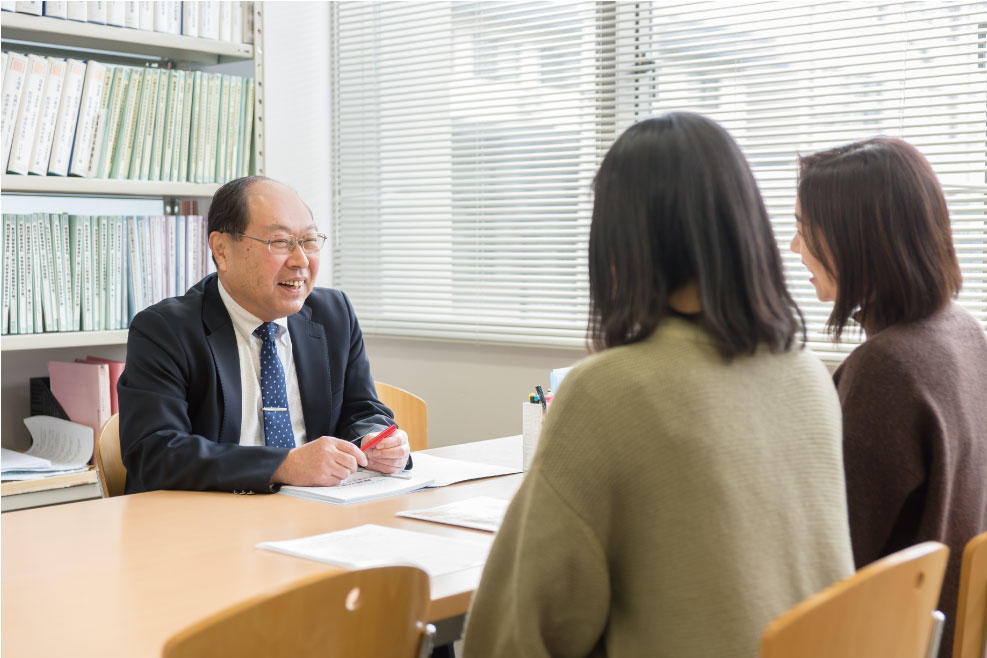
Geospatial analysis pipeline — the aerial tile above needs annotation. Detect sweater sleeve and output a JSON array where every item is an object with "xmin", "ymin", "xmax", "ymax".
[
  {"xmin": 462, "ymin": 468, "xmax": 611, "ymax": 658},
  {"xmin": 835, "ymin": 342, "xmax": 928, "ymax": 567}
]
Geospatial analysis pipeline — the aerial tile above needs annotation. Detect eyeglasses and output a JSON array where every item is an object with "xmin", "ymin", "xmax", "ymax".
[{"xmin": 236, "ymin": 232, "xmax": 327, "ymax": 254}]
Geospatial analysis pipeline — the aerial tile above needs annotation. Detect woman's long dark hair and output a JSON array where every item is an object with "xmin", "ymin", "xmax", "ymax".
[
  {"xmin": 797, "ymin": 137, "xmax": 961, "ymax": 339},
  {"xmin": 588, "ymin": 112, "xmax": 803, "ymax": 358}
]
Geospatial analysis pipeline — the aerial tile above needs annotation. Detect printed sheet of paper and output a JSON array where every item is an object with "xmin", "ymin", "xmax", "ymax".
[
  {"xmin": 257, "ymin": 523, "xmax": 493, "ymax": 577},
  {"xmin": 397, "ymin": 496, "xmax": 510, "ymax": 533},
  {"xmin": 409, "ymin": 452, "xmax": 521, "ymax": 487},
  {"xmin": 22, "ymin": 416, "xmax": 94, "ymax": 466},
  {"xmin": 279, "ymin": 470, "xmax": 434, "ymax": 504},
  {"xmin": 1, "ymin": 448, "xmax": 53, "ymax": 472}
]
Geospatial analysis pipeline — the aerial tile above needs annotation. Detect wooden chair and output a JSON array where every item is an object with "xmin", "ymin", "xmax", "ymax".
[
  {"xmin": 953, "ymin": 531, "xmax": 987, "ymax": 658},
  {"xmin": 761, "ymin": 541, "xmax": 950, "ymax": 658},
  {"xmin": 93, "ymin": 413, "xmax": 127, "ymax": 497},
  {"xmin": 161, "ymin": 565, "xmax": 434, "ymax": 658},
  {"xmin": 375, "ymin": 381, "xmax": 428, "ymax": 451}
]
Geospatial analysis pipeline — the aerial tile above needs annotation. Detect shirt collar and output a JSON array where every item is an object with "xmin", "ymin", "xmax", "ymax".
[{"xmin": 217, "ymin": 278, "xmax": 290, "ymax": 340}]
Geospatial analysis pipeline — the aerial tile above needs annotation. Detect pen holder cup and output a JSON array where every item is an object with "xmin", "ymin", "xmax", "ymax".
[{"xmin": 522, "ymin": 402, "xmax": 544, "ymax": 471}]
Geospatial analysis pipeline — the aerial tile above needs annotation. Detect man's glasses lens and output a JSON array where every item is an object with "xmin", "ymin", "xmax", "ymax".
[{"xmin": 268, "ymin": 235, "xmax": 326, "ymax": 254}]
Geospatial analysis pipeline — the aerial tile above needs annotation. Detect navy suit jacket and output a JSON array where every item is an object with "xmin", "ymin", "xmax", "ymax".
[{"xmin": 118, "ymin": 274, "xmax": 393, "ymax": 493}]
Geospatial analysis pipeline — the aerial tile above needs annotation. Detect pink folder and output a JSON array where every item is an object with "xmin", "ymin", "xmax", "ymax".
[
  {"xmin": 47, "ymin": 361, "xmax": 111, "ymax": 446},
  {"xmin": 78, "ymin": 356, "xmax": 125, "ymax": 415}
]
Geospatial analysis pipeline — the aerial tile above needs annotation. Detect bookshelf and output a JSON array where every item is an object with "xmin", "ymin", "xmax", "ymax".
[{"xmin": 1, "ymin": 5, "xmax": 266, "ymax": 449}]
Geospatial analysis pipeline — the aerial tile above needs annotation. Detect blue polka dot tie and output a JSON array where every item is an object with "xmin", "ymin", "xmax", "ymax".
[{"xmin": 253, "ymin": 322, "xmax": 296, "ymax": 449}]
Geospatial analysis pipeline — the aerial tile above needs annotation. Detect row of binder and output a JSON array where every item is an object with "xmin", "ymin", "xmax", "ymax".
[
  {"xmin": 1, "ymin": 213, "xmax": 212, "ymax": 336},
  {"xmin": 2, "ymin": 52, "xmax": 255, "ymax": 182},
  {"xmin": 2, "ymin": 1, "xmax": 254, "ymax": 45}
]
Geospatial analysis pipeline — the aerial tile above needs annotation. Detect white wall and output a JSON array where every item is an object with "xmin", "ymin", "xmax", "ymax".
[
  {"xmin": 365, "ymin": 336, "xmax": 586, "ymax": 447},
  {"xmin": 263, "ymin": 8, "xmax": 587, "ymax": 447},
  {"xmin": 262, "ymin": 0, "xmax": 333, "ymax": 286}
]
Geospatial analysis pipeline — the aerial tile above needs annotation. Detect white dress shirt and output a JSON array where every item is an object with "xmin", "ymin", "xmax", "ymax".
[{"xmin": 217, "ymin": 279, "xmax": 308, "ymax": 448}]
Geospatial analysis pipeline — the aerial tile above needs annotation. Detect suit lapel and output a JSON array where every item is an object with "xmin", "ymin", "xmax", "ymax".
[
  {"xmin": 202, "ymin": 275, "xmax": 242, "ymax": 444},
  {"xmin": 289, "ymin": 305, "xmax": 331, "ymax": 440}
]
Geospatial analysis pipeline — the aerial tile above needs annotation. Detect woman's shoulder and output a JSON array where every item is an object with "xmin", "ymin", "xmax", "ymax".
[
  {"xmin": 843, "ymin": 302, "xmax": 985, "ymax": 375},
  {"xmin": 568, "ymin": 317, "xmax": 830, "ymax": 398},
  {"xmin": 569, "ymin": 318, "xmax": 715, "ymax": 376},
  {"xmin": 836, "ymin": 329, "xmax": 913, "ymax": 390},
  {"xmin": 836, "ymin": 305, "xmax": 961, "ymax": 391}
]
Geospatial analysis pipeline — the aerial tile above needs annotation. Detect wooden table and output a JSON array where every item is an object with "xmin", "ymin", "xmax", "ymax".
[{"xmin": 1, "ymin": 436, "xmax": 522, "ymax": 657}]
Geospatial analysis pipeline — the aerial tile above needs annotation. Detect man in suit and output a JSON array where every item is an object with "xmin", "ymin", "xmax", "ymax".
[{"xmin": 118, "ymin": 176, "xmax": 410, "ymax": 494}]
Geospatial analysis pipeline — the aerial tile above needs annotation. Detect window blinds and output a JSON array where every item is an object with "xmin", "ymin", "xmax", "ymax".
[{"xmin": 330, "ymin": 1, "xmax": 987, "ymax": 355}]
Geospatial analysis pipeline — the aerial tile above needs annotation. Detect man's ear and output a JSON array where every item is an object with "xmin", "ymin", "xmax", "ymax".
[{"xmin": 208, "ymin": 231, "xmax": 229, "ymax": 272}]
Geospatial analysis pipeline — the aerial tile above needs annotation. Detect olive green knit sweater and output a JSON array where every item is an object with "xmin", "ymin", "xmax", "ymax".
[{"xmin": 464, "ymin": 317, "xmax": 854, "ymax": 658}]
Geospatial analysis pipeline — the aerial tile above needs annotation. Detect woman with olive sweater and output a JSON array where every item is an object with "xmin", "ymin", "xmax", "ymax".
[{"xmin": 463, "ymin": 113, "xmax": 854, "ymax": 658}]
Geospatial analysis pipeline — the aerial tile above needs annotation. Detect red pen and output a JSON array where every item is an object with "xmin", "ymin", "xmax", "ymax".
[{"xmin": 360, "ymin": 424, "xmax": 397, "ymax": 452}]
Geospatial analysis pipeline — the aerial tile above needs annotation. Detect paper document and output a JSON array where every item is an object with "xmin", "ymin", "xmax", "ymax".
[
  {"xmin": 276, "ymin": 451, "xmax": 520, "ymax": 505},
  {"xmin": 257, "ymin": 523, "xmax": 493, "ymax": 577},
  {"xmin": 408, "ymin": 453, "xmax": 521, "ymax": 487},
  {"xmin": 397, "ymin": 496, "xmax": 510, "ymax": 533},
  {"xmin": 279, "ymin": 470, "xmax": 434, "ymax": 504},
  {"xmin": 1, "ymin": 449, "xmax": 54, "ymax": 472},
  {"xmin": 1, "ymin": 416, "xmax": 94, "ymax": 480}
]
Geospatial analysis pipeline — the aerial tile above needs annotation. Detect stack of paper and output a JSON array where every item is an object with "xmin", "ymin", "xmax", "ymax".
[{"xmin": 1, "ymin": 415, "xmax": 93, "ymax": 480}]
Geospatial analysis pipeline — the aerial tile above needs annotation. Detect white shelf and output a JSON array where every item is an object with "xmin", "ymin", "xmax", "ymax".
[
  {"xmin": 0, "ymin": 12, "xmax": 253, "ymax": 64},
  {"xmin": 2, "ymin": 174, "xmax": 220, "ymax": 197},
  {"xmin": 1, "ymin": 330, "xmax": 129, "ymax": 352}
]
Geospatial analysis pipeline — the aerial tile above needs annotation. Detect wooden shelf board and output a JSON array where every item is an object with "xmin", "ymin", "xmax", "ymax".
[
  {"xmin": 1, "ymin": 330, "xmax": 129, "ymax": 352},
  {"xmin": 1, "ymin": 12, "xmax": 253, "ymax": 64},
  {"xmin": 2, "ymin": 174, "xmax": 220, "ymax": 196}
]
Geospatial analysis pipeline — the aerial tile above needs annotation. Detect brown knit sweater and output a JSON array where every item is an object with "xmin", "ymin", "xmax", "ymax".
[{"xmin": 834, "ymin": 302, "xmax": 987, "ymax": 658}]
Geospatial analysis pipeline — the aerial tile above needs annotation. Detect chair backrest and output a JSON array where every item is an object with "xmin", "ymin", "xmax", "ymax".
[
  {"xmin": 375, "ymin": 381, "xmax": 428, "ymax": 452},
  {"xmin": 761, "ymin": 541, "xmax": 950, "ymax": 658},
  {"xmin": 161, "ymin": 565, "xmax": 433, "ymax": 658},
  {"xmin": 953, "ymin": 531, "xmax": 987, "ymax": 658},
  {"xmin": 94, "ymin": 413, "xmax": 126, "ymax": 497}
]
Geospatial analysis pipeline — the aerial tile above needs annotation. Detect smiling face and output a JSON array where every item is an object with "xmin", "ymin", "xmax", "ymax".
[
  {"xmin": 790, "ymin": 204, "xmax": 837, "ymax": 303},
  {"xmin": 210, "ymin": 179, "xmax": 320, "ymax": 321}
]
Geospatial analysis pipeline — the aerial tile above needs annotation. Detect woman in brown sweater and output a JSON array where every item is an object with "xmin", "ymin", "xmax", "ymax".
[{"xmin": 792, "ymin": 137, "xmax": 987, "ymax": 658}]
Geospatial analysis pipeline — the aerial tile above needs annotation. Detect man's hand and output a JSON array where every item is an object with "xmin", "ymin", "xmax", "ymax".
[
  {"xmin": 363, "ymin": 428, "xmax": 411, "ymax": 473},
  {"xmin": 271, "ymin": 436, "xmax": 368, "ymax": 487}
]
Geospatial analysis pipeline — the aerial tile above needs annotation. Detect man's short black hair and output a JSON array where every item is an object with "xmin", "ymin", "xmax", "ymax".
[{"xmin": 207, "ymin": 175, "xmax": 273, "ymax": 236}]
